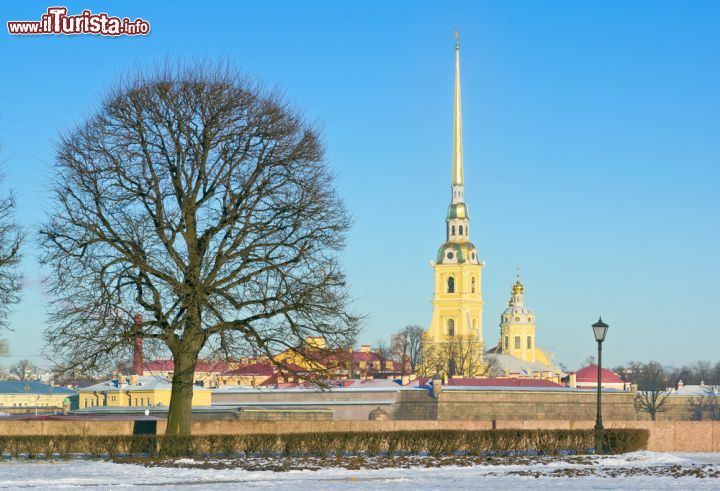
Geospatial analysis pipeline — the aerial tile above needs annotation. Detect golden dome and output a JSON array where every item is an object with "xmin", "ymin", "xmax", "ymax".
[{"xmin": 512, "ymin": 280, "xmax": 524, "ymax": 295}]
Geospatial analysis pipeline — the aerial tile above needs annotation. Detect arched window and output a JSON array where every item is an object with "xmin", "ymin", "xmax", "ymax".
[
  {"xmin": 471, "ymin": 277, "xmax": 476, "ymax": 293},
  {"xmin": 459, "ymin": 225, "xmax": 463, "ymax": 235},
  {"xmin": 527, "ymin": 336, "xmax": 532, "ymax": 349},
  {"xmin": 504, "ymin": 336, "xmax": 509, "ymax": 350},
  {"xmin": 447, "ymin": 319, "xmax": 455, "ymax": 337},
  {"xmin": 451, "ymin": 225, "xmax": 456, "ymax": 236},
  {"xmin": 447, "ymin": 276, "xmax": 455, "ymax": 293},
  {"xmin": 514, "ymin": 336, "xmax": 521, "ymax": 349}
]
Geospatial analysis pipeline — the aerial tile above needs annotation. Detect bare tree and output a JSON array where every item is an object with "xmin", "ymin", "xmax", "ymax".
[
  {"xmin": 636, "ymin": 361, "xmax": 672, "ymax": 421},
  {"xmin": 688, "ymin": 390, "xmax": 720, "ymax": 421},
  {"xmin": 374, "ymin": 339, "xmax": 391, "ymax": 360},
  {"xmin": 478, "ymin": 354, "xmax": 504, "ymax": 378},
  {"xmin": 40, "ymin": 62, "xmax": 358, "ymax": 438},
  {"xmin": 692, "ymin": 361, "xmax": 714, "ymax": 385},
  {"xmin": 392, "ymin": 325, "xmax": 423, "ymax": 374},
  {"xmin": 0, "ymin": 149, "xmax": 23, "ymax": 329},
  {"xmin": 0, "ymin": 338, "xmax": 8, "ymax": 357},
  {"xmin": 11, "ymin": 359, "xmax": 38, "ymax": 381},
  {"xmin": 419, "ymin": 335, "xmax": 483, "ymax": 378}
]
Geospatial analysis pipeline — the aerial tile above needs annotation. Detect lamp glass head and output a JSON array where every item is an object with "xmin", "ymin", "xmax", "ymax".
[{"xmin": 592, "ymin": 317, "xmax": 609, "ymax": 342}]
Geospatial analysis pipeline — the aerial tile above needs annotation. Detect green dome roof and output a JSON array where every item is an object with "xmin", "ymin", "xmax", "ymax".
[
  {"xmin": 436, "ymin": 241, "xmax": 479, "ymax": 264},
  {"xmin": 447, "ymin": 203, "xmax": 469, "ymax": 220}
]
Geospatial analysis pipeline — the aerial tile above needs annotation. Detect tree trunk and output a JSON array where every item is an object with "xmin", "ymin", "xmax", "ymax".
[
  {"xmin": 650, "ymin": 410, "xmax": 656, "ymax": 421},
  {"xmin": 165, "ymin": 344, "xmax": 201, "ymax": 438}
]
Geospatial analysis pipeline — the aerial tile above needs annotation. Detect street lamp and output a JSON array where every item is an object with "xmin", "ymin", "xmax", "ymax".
[{"xmin": 592, "ymin": 317, "xmax": 609, "ymax": 454}]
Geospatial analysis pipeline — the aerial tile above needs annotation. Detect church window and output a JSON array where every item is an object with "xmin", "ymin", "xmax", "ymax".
[
  {"xmin": 448, "ymin": 319, "xmax": 455, "ymax": 337},
  {"xmin": 514, "ymin": 336, "xmax": 520, "ymax": 349},
  {"xmin": 447, "ymin": 276, "xmax": 455, "ymax": 293},
  {"xmin": 528, "ymin": 317, "xmax": 532, "ymax": 322},
  {"xmin": 459, "ymin": 225, "xmax": 463, "ymax": 235},
  {"xmin": 447, "ymin": 252, "xmax": 454, "ymax": 260},
  {"xmin": 515, "ymin": 317, "xmax": 520, "ymax": 322},
  {"xmin": 451, "ymin": 225, "xmax": 456, "ymax": 235},
  {"xmin": 527, "ymin": 336, "xmax": 532, "ymax": 349},
  {"xmin": 472, "ymin": 252, "xmax": 476, "ymax": 260},
  {"xmin": 471, "ymin": 277, "xmax": 476, "ymax": 293},
  {"xmin": 504, "ymin": 336, "xmax": 508, "ymax": 350}
]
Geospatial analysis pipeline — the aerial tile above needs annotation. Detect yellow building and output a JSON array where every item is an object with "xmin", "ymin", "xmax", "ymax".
[
  {"xmin": 424, "ymin": 36, "xmax": 485, "ymax": 366},
  {"xmin": 0, "ymin": 381, "xmax": 75, "ymax": 411},
  {"xmin": 77, "ymin": 374, "xmax": 211, "ymax": 409}
]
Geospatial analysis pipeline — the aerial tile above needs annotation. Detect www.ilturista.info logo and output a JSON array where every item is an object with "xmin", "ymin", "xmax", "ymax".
[{"xmin": 7, "ymin": 7, "xmax": 150, "ymax": 36}]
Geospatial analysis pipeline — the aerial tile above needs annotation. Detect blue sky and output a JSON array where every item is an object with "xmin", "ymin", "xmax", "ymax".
[{"xmin": 1, "ymin": 1, "xmax": 718, "ymax": 370}]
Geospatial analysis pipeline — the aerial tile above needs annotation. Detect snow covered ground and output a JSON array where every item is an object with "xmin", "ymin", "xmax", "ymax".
[{"xmin": 0, "ymin": 452, "xmax": 718, "ymax": 489}]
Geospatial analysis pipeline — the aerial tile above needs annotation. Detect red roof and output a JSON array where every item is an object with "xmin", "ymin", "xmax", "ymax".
[
  {"xmin": 575, "ymin": 364, "xmax": 623, "ymax": 384},
  {"xmin": 446, "ymin": 378, "xmax": 562, "ymax": 388},
  {"xmin": 142, "ymin": 359, "xmax": 231, "ymax": 373},
  {"xmin": 226, "ymin": 363, "xmax": 275, "ymax": 376}
]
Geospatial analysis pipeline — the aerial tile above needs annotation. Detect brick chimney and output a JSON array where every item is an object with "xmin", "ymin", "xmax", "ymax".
[{"xmin": 133, "ymin": 313, "xmax": 144, "ymax": 376}]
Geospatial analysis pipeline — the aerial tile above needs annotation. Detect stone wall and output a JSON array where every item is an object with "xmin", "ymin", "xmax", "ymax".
[
  {"xmin": 212, "ymin": 388, "xmax": 398, "ymax": 420},
  {"xmin": 435, "ymin": 389, "xmax": 637, "ymax": 421}
]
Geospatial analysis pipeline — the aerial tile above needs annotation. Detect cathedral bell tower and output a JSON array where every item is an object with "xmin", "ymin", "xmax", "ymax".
[
  {"xmin": 499, "ymin": 278, "xmax": 536, "ymax": 363},
  {"xmin": 424, "ymin": 34, "xmax": 485, "ymax": 357}
]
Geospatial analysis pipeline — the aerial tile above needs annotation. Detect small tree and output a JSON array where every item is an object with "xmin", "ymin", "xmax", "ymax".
[
  {"xmin": 11, "ymin": 359, "xmax": 38, "ymax": 381},
  {"xmin": 392, "ymin": 325, "xmax": 424, "ymax": 374},
  {"xmin": 478, "ymin": 354, "xmax": 504, "ymax": 378},
  {"xmin": 688, "ymin": 388, "xmax": 720, "ymax": 421},
  {"xmin": 635, "ymin": 361, "xmax": 672, "ymax": 421},
  {"xmin": 374, "ymin": 339, "xmax": 391, "ymax": 360},
  {"xmin": 41, "ymin": 62, "xmax": 358, "ymax": 439},
  {"xmin": 418, "ymin": 335, "xmax": 483, "ymax": 378}
]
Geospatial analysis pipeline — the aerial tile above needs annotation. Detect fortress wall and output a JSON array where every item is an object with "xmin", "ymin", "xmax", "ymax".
[{"xmin": 435, "ymin": 390, "xmax": 638, "ymax": 421}]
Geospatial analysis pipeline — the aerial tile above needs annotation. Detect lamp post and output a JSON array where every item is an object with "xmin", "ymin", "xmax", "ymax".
[{"xmin": 592, "ymin": 317, "xmax": 609, "ymax": 454}]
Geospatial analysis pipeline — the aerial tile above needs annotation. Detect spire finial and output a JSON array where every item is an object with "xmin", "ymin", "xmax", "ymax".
[
  {"xmin": 452, "ymin": 31, "xmax": 463, "ymax": 187},
  {"xmin": 512, "ymin": 269, "xmax": 524, "ymax": 295}
]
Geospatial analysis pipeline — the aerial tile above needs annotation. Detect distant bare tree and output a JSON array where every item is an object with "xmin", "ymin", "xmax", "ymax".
[
  {"xmin": 0, "ymin": 338, "xmax": 8, "ymax": 357},
  {"xmin": 392, "ymin": 325, "xmax": 424, "ymax": 374},
  {"xmin": 478, "ymin": 354, "xmax": 504, "ymax": 378},
  {"xmin": 40, "ymin": 62, "xmax": 358, "ymax": 439},
  {"xmin": 692, "ymin": 361, "xmax": 714, "ymax": 385},
  {"xmin": 374, "ymin": 339, "xmax": 391, "ymax": 360},
  {"xmin": 420, "ymin": 335, "xmax": 483, "ymax": 378},
  {"xmin": 688, "ymin": 390, "xmax": 720, "ymax": 421},
  {"xmin": 10, "ymin": 359, "xmax": 38, "ymax": 381},
  {"xmin": 636, "ymin": 361, "xmax": 672, "ymax": 421}
]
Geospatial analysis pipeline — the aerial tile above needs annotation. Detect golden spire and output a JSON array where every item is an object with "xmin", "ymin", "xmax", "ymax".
[{"xmin": 452, "ymin": 30, "xmax": 463, "ymax": 186}]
